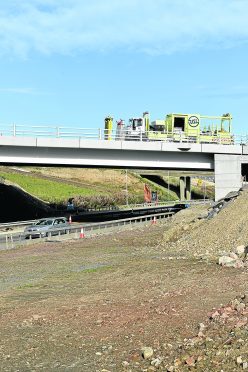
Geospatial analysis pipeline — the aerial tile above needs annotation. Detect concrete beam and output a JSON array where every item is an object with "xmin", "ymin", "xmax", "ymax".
[{"xmin": 0, "ymin": 146, "xmax": 214, "ymax": 170}]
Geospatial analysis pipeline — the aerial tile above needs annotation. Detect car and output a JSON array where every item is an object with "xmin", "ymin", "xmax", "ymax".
[{"xmin": 23, "ymin": 217, "xmax": 70, "ymax": 239}]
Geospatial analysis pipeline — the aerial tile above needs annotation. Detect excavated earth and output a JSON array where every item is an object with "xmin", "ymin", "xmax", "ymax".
[{"xmin": 0, "ymin": 192, "xmax": 248, "ymax": 371}]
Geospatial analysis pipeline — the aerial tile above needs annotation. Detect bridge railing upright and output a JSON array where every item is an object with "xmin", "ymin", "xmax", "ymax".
[{"xmin": 0, "ymin": 123, "xmax": 247, "ymax": 145}]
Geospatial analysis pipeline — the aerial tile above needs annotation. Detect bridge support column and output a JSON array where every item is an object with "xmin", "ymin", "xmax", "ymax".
[
  {"xmin": 214, "ymin": 154, "xmax": 242, "ymax": 201},
  {"xmin": 186, "ymin": 176, "xmax": 191, "ymax": 201},
  {"xmin": 180, "ymin": 176, "xmax": 186, "ymax": 201}
]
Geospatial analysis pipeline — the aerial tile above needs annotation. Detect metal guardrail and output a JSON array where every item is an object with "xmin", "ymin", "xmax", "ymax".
[
  {"xmin": 119, "ymin": 199, "xmax": 211, "ymax": 210},
  {"xmin": 0, "ymin": 199, "xmax": 211, "ymax": 231},
  {"xmin": 0, "ymin": 123, "xmax": 246, "ymax": 145},
  {"xmin": 2, "ymin": 211, "xmax": 175, "ymax": 250},
  {"xmin": 0, "ymin": 219, "xmax": 38, "ymax": 230}
]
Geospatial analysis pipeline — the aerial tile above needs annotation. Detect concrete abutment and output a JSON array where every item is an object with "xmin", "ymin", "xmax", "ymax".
[{"xmin": 214, "ymin": 154, "xmax": 242, "ymax": 201}]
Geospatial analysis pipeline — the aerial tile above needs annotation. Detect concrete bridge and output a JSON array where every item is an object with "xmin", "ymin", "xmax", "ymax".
[{"xmin": 0, "ymin": 131, "xmax": 247, "ymax": 201}]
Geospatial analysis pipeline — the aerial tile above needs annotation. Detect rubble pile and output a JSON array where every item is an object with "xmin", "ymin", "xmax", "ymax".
[
  {"xmin": 218, "ymin": 245, "xmax": 248, "ymax": 269},
  {"xmin": 161, "ymin": 190, "xmax": 248, "ymax": 260},
  {"xmin": 138, "ymin": 295, "xmax": 248, "ymax": 371}
]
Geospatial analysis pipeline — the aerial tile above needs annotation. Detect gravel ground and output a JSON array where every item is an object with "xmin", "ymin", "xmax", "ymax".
[{"xmin": 0, "ymin": 196, "xmax": 247, "ymax": 371}]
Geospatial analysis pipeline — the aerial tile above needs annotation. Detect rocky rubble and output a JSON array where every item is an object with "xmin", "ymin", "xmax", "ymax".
[
  {"xmin": 218, "ymin": 245, "xmax": 248, "ymax": 269},
  {"xmin": 160, "ymin": 189, "xmax": 248, "ymax": 260},
  {"xmin": 205, "ymin": 190, "xmax": 240, "ymax": 220},
  {"xmin": 136, "ymin": 295, "xmax": 248, "ymax": 371}
]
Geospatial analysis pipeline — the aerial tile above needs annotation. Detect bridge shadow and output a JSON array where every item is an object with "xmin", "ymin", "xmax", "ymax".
[{"xmin": 0, "ymin": 184, "xmax": 55, "ymax": 222}]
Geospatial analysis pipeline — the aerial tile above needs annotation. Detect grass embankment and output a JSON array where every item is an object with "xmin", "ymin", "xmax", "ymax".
[
  {"xmin": 0, "ymin": 172, "xmax": 97, "ymax": 203},
  {"xmin": 0, "ymin": 167, "xmax": 178, "ymax": 206}
]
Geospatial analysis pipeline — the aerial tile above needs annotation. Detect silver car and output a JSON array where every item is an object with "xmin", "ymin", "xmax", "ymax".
[{"xmin": 24, "ymin": 217, "xmax": 70, "ymax": 239}]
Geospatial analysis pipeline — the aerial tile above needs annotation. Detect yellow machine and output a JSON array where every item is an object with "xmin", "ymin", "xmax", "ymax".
[
  {"xmin": 104, "ymin": 116, "xmax": 113, "ymax": 140},
  {"xmin": 105, "ymin": 112, "xmax": 233, "ymax": 144}
]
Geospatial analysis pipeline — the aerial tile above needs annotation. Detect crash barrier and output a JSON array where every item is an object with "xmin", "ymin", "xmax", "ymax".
[
  {"xmin": 0, "ymin": 199, "xmax": 211, "ymax": 232},
  {"xmin": 1, "ymin": 211, "xmax": 175, "ymax": 250}
]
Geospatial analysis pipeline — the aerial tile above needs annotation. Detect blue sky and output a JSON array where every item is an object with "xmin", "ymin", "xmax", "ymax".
[{"xmin": 0, "ymin": 0, "xmax": 248, "ymax": 133}]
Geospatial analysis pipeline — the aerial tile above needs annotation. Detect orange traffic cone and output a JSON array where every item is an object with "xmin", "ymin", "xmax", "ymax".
[
  {"xmin": 152, "ymin": 216, "xmax": 157, "ymax": 225},
  {"xmin": 69, "ymin": 215, "xmax": 72, "ymax": 224},
  {"xmin": 80, "ymin": 227, "xmax": 85, "ymax": 238}
]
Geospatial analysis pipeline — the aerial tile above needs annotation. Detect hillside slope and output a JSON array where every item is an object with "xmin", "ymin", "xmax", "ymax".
[{"xmin": 0, "ymin": 166, "xmax": 178, "ymax": 206}]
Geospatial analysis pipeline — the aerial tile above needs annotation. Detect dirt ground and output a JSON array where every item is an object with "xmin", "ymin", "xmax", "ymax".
[{"xmin": 0, "ymin": 204, "xmax": 247, "ymax": 371}]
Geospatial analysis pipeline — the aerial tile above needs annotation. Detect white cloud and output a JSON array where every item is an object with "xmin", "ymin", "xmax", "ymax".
[
  {"xmin": 0, "ymin": 0, "xmax": 248, "ymax": 57},
  {"xmin": 0, "ymin": 87, "xmax": 46, "ymax": 95}
]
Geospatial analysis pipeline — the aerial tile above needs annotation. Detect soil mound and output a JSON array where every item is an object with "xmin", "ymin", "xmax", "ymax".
[{"xmin": 160, "ymin": 190, "xmax": 248, "ymax": 259}]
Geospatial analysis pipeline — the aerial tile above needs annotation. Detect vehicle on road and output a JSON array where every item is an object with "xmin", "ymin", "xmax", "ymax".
[{"xmin": 23, "ymin": 217, "xmax": 70, "ymax": 239}]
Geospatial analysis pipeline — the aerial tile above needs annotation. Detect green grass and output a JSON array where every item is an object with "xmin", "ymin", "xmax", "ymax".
[
  {"xmin": 0, "ymin": 169, "xmax": 182, "ymax": 205},
  {"xmin": 0, "ymin": 172, "xmax": 100, "ymax": 202}
]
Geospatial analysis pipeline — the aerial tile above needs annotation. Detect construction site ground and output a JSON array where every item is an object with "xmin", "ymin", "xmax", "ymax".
[{"xmin": 0, "ymin": 194, "xmax": 248, "ymax": 371}]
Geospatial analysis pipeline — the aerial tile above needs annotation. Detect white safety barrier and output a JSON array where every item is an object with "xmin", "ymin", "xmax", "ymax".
[{"xmin": 0, "ymin": 123, "xmax": 246, "ymax": 145}]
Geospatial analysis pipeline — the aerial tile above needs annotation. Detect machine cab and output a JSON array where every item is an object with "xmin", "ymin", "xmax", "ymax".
[
  {"xmin": 128, "ymin": 117, "xmax": 145, "ymax": 132},
  {"xmin": 165, "ymin": 113, "xmax": 201, "ymax": 137},
  {"xmin": 173, "ymin": 115, "xmax": 186, "ymax": 132}
]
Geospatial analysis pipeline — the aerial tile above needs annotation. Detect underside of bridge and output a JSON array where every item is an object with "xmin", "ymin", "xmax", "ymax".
[{"xmin": 0, "ymin": 139, "xmax": 247, "ymax": 201}]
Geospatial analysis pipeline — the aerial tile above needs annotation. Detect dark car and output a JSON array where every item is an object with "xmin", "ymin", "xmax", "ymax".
[{"xmin": 23, "ymin": 217, "xmax": 70, "ymax": 239}]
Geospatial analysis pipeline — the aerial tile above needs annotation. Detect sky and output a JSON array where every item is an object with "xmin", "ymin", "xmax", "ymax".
[{"xmin": 0, "ymin": 0, "xmax": 248, "ymax": 133}]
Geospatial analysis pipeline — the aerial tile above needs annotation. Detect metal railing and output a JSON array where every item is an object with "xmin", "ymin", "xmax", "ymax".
[
  {"xmin": 0, "ymin": 199, "xmax": 211, "ymax": 232},
  {"xmin": 1, "ymin": 211, "xmax": 175, "ymax": 250},
  {"xmin": 0, "ymin": 124, "xmax": 246, "ymax": 145}
]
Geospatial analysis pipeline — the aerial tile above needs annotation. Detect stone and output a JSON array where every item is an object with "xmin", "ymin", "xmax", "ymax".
[
  {"xmin": 185, "ymin": 356, "xmax": 196, "ymax": 367},
  {"xmin": 174, "ymin": 358, "xmax": 182, "ymax": 367},
  {"xmin": 122, "ymin": 361, "xmax": 129, "ymax": 367},
  {"xmin": 229, "ymin": 252, "xmax": 238, "ymax": 260},
  {"xmin": 236, "ymin": 302, "xmax": 246, "ymax": 312},
  {"xmin": 234, "ymin": 260, "xmax": 244, "ymax": 269},
  {"xmin": 209, "ymin": 310, "xmax": 220, "ymax": 319},
  {"xmin": 243, "ymin": 362, "xmax": 248, "ymax": 370},
  {"xmin": 183, "ymin": 224, "xmax": 189, "ymax": 231},
  {"xmin": 151, "ymin": 357, "xmax": 162, "ymax": 368},
  {"xmin": 218, "ymin": 256, "xmax": 236, "ymax": 267},
  {"xmin": 141, "ymin": 347, "xmax": 154, "ymax": 360},
  {"xmin": 241, "ymin": 294, "xmax": 248, "ymax": 304},
  {"xmin": 237, "ymin": 356, "xmax": 243, "ymax": 365},
  {"xmin": 235, "ymin": 245, "xmax": 246, "ymax": 256},
  {"xmin": 198, "ymin": 323, "xmax": 205, "ymax": 332}
]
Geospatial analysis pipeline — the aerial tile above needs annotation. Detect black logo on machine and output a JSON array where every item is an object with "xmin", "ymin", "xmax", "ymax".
[{"xmin": 188, "ymin": 116, "xmax": 199, "ymax": 127}]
